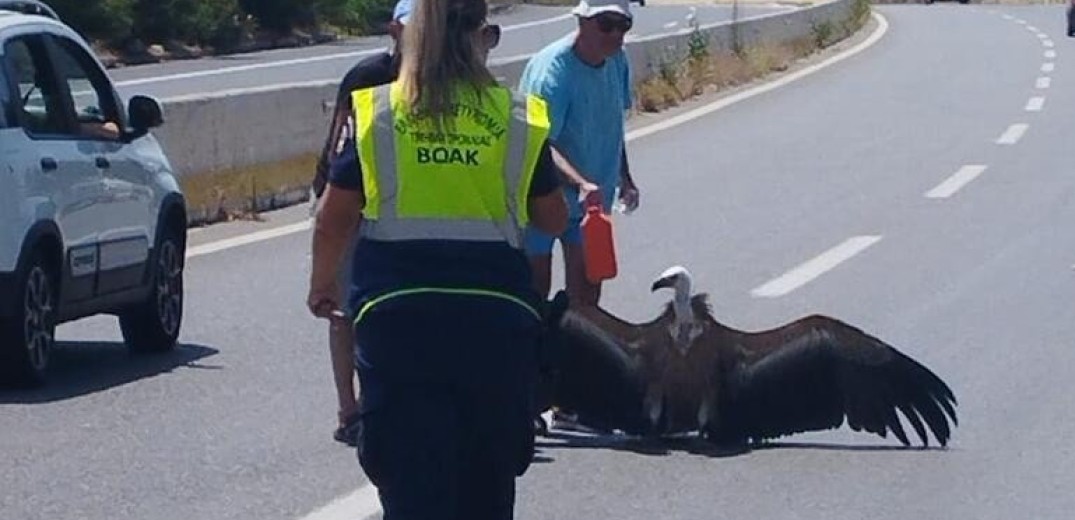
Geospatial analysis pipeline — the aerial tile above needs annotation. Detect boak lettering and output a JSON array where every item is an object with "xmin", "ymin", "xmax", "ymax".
[{"xmin": 416, "ymin": 146, "xmax": 480, "ymax": 166}]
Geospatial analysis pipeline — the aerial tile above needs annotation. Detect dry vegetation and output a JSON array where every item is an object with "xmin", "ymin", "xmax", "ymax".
[{"xmin": 635, "ymin": 0, "xmax": 870, "ymax": 112}]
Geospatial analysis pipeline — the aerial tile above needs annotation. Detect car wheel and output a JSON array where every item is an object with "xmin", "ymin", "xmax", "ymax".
[
  {"xmin": 120, "ymin": 227, "xmax": 184, "ymax": 353},
  {"xmin": 0, "ymin": 249, "xmax": 58, "ymax": 386}
]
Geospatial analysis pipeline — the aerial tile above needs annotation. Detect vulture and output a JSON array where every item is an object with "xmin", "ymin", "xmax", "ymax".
[{"xmin": 537, "ymin": 266, "xmax": 959, "ymax": 447}]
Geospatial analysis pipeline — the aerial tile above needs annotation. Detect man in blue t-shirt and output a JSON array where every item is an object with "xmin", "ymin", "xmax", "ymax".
[{"xmin": 518, "ymin": 0, "xmax": 640, "ymax": 310}]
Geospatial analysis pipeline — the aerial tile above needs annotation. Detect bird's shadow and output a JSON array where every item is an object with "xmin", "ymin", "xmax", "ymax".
[
  {"xmin": 0, "ymin": 341, "xmax": 220, "ymax": 403},
  {"xmin": 533, "ymin": 430, "xmax": 947, "ymax": 461}
]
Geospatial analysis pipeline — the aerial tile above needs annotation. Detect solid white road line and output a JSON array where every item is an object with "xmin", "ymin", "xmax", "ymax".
[
  {"xmin": 751, "ymin": 236, "xmax": 882, "ymax": 298},
  {"xmin": 925, "ymin": 165, "xmax": 987, "ymax": 199},
  {"xmin": 1026, "ymin": 96, "xmax": 1045, "ymax": 111},
  {"xmin": 298, "ymin": 484, "xmax": 381, "ymax": 520},
  {"xmin": 186, "ymin": 221, "xmax": 312, "ymax": 259},
  {"xmin": 996, "ymin": 123, "xmax": 1028, "ymax": 145},
  {"xmin": 1042, "ymin": 62, "xmax": 1055, "ymax": 72},
  {"xmin": 1045, "ymin": 50, "xmax": 1057, "ymax": 58},
  {"xmin": 1036, "ymin": 77, "xmax": 1051, "ymax": 89},
  {"xmin": 627, "ymin": 11, "xmax": 889, "ymax": 142},
  {"xmin": 116, "ymin": 13, "xmax": 573, "ymax": 87}
]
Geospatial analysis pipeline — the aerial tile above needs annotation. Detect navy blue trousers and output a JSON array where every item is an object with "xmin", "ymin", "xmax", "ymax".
[{"xmin": 352, "ymin": 294, "xmax": 541, "ymax": 520}]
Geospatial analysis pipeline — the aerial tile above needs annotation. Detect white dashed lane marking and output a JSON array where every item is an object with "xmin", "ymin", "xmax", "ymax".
[
  {"xmin": 751, "ymin": 236, "xmax": 883, "ymax": 298},
  {"xmin": 925, "ymin": 165, "xmax": 988, "ymax": 199},
  {"xmin": 996, "ymin": 124, "xmax": 1029, "ymax": 145}
]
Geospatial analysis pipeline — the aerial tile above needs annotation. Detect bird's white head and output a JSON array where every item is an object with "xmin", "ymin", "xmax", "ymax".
[{"xmin": 650, "ymin": 265, "xmax": 693, "ymax": 300}]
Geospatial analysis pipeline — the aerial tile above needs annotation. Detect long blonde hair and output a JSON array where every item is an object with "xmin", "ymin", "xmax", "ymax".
[{"xmin": 398, "ymin": 0, "xmax": 496, "ymax": 125}]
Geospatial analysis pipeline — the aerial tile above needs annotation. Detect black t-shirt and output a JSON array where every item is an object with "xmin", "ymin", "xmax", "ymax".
[{"xmin": 312, "ymin": 52, "xmax": 400, "ymax": 198}]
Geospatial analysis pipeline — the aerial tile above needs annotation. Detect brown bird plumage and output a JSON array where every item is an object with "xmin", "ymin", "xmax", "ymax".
[{"xmin": 539, "ymin": 266, "xmax": 959, "ymax": 447}]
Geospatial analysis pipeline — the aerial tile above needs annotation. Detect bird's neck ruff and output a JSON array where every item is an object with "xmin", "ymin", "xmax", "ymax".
[{"xmin": 665, "ymin": 294, "xmax": 711, "ymax": 354}]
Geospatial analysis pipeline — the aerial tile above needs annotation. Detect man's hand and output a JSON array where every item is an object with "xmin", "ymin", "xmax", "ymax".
[
  {"xmin": 618, "ymin": 180, "xmax": 640, "ymax": 213},
  {"xmin": 578, "ymin": 181, "xmax": 600, "ymax": 204}
]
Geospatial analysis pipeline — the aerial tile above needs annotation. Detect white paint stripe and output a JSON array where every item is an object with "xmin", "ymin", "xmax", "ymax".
[
  {"xmin": 995, "ymin": 123, "xmax": 1028, "ymax": 145},
  {"xmin": 1036, "ymin": 76, "xmax": 1051, "ymax": 89},
  {"xmin": 298, "ymin": 484, "xmax": 381, "ymax": 520},
  {"xmin": 1045, "ymin": 50, "xmax": 1057, "ymax": 58},
  {"xmin": 1043, "ymin": 40, "xmax": 1054, "ymax": 48},
  {"xmin": 663, "ymin": 21, "xmax": 679, "ymax": 29},
  {"xmin": 925, "ymin": 165, "xmax": 987, "ymax": 199},
  {"xmin": 628, "ymin": 11, "xmax": 889, "ymax": 142},
  {"xmin": 1026, "ymin": 96, "xmax": 1045, "ymax": 111},
  {"xmin": 185, "ymin": 221, "xmax": 311, "ymax": 259},
  {"xmin": 1037, "ymin": 33, "xmax": 1048, "ymax": 39},
  {"xmin": 185, "ymin": 12, "xmax": 892, "ymax": 262},
  {"xmin": 751, "ymin": 236, "xmax": 882, "ymax": 298},
  {"xmin": 1017, "ymin": 19, "xmax": 1028, "ymax": 25},
  {"xmin": 1003, "ymin": 14, "xmax": 1014, "ymax": 20},
  {"xmin": 1042, "ymin": 62, "xmax": 1055, "ymax": 72},
  {"xmin": 1027, "ymin": 25, "xmax": 1038, "ymax": 31},
  {"xmin": 116, "ymin": 14, "xmax": 572, "ymax": 88}
]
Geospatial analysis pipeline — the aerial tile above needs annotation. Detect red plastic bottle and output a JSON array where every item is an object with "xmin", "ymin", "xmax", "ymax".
[{"xmin": 581, "ymin": 191, "xmax": 618, "ymax": 284}]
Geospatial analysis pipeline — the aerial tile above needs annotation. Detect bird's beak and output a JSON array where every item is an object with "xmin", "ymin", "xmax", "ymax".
[{"xmin": 651, "ymin": 276, "xmax": 674, "ymax": 292}]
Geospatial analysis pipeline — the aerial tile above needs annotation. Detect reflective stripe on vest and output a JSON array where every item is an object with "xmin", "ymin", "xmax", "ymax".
[{"xmin": 352, "ymin": 83, "xmax": 550, "ymax": 248}]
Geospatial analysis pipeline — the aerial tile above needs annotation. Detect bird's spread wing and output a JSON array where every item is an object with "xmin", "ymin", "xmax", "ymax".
[
  {"xmin": 714, "ymin": 315, "xmax": 958, "ymax": 447},
  {"xmin": 543, "ymin": 309, "xmax": 651, "ymax": 434}
]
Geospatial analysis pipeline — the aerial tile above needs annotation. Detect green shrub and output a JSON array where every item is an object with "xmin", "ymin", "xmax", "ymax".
[
  {"xmin": 133, "ymin": 0, "xmax": 243, "ymax": 46},
  {"xmin": 48, "ymin": 0, "xmax": 136, "ymax": 45}
]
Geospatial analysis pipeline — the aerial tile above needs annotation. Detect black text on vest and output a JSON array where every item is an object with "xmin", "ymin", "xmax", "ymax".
[{"xmin": 416, "ymin": 147, "xmax": 479, "ymax": 166}]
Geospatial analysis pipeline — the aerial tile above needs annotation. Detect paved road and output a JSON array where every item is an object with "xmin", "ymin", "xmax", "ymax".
[
  {"xmin": 5, "ymin": 4, "xmax": 1075, "ymax": 520},
  {"xmin": 108, "ymin": 4, "xmax": 791, "ymax": 100}
]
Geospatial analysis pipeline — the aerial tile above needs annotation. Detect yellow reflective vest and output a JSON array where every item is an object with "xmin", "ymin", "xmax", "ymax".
[{"xmin": 351, "ymin": 81, "xmax": 550, "ymax": 249}]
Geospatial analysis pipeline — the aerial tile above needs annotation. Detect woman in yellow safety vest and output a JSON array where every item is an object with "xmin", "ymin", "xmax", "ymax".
[{"xmin": 306, "ymin": 0, "xmax": 568, "ymax": 516}]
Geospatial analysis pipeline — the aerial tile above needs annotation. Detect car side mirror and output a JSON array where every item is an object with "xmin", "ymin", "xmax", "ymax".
[{"xmin": 123, "ymin": 95, "xmax": 163, "ymax": 142}]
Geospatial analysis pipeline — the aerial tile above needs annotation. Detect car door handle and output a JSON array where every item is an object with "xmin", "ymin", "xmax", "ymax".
[
  {"xmin": 95, "ymin": 157, "xmax": 110, "ymax": 169},
  {"xmin": 40, "ymin": 157, "xmax": 57, "ymax": 171}
]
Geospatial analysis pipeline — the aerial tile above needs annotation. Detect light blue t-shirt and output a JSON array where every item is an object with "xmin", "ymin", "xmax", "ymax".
[{"xmin": 518, "ymin": 34, "xmax": 632, "ymax": 219}]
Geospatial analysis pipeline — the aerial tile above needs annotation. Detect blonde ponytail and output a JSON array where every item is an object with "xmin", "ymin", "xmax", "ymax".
[{"xmin": 398, "ymin": 0, "xmax": 496, "ymax": 126}]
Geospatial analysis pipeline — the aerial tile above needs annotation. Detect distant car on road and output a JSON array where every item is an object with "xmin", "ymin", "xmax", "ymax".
[{"xmin": 0, "ymin": 0, "xmax": 187, "ymax": 387}]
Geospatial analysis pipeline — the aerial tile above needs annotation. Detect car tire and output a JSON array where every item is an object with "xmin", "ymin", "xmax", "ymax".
[
  {"xmin": 0, "ymin": 249, "xmax": 58, "ymax": 387},
  {"xmin": 119, "ymin": 226, "xmax": 184, "ymax": 353}
]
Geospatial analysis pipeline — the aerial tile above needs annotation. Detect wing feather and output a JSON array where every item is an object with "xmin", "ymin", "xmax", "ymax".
[
  {"xmin": 543, "ymin": 309, "xmax": 651, "ymax": 435},
  {"xmin": 714, "ymin": 315, "xmax": 958, "ymax": 447}
]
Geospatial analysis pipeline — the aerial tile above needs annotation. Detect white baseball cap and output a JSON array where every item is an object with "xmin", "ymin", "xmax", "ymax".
[{"xmin": 571, "ymin": 0, "xmax": 632, "ymax": 19}]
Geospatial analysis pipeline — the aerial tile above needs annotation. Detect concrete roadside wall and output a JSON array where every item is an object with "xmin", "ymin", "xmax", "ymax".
[{"xmin": 153, "ymin": 0, "xmax": 859, "ymax": 224}]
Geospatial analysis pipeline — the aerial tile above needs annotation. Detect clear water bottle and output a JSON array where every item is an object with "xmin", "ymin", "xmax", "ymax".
[{"xmin": 612, "ymin": 187, "xmax": 635, "ymax": 216}]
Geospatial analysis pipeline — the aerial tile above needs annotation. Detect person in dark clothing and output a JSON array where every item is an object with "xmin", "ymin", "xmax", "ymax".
[
  {"xmin": 313, "ymin": 0, "xmax": 407, "ymax": 447},
  {"xmin": 306, "ymin": 0, "xmax": 566, "ymax": 516}
]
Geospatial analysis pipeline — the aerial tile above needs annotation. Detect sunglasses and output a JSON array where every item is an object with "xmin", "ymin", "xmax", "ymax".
[
  {"xmin": 481, "ymin": 23, "xmax": 501, "ymax": 48},
  {"xmin": 593, "ymin": 14, "xmax": 632, "ymax": 34}
]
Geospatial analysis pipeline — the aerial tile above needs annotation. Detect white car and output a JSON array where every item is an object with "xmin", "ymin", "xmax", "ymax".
[{"xmin": 0, "ymin": 0, "xmax": 187, "ymax": 386}]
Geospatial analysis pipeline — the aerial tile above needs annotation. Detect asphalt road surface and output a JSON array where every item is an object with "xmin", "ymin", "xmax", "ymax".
[
  {"xmin": 109, "ymin": 3, "xmax": 792, "ymax": 100},
  {"xmin": 5, "ymin": 4, "xmax": 1075, "ymax": 520}
]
